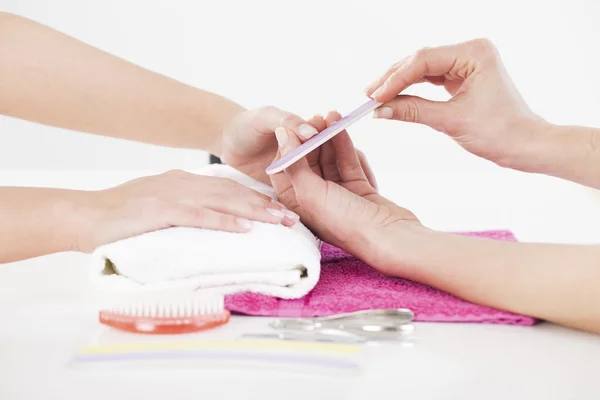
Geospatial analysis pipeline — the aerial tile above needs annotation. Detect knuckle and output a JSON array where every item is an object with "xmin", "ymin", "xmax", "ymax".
[
  {"xmin": 218, "ymin": 213, "xmax": 235, "ymax": 228},
  {"xmin": 398, "ymin": 99, "xmax": 419, "ymax": 123},
  {"xmin": 259, "ymin": 105, "xmax": 278, "ymax": 115},
  {"xmin": 254, "ymin": 200, "xmax": 272, "ymax": 215},
  {"xmin": 189, "ymin": 206, "xmax": 206, "ymax": 219},
  {"xmin": 256, "ymin": 192, "xmax": 272, "ymax": 203},
  {"xmin": 388, "ymin": 69, "xmax": 407, "ymax": 88},
  {"xmin": 180, "ymin": 205, "xmax": 209, "ymax": 224},
  {"xmin": 470, "ymin": 38, "xmax": 497, "ymax": 57},
  {"xmin": 471, "ymin": 37, "xmax": 494, "ymax": 49},
  {"xmin": 414, "ymin": 47, "xmax": 432, "ymax": 61},
  {"xmin": 384, "ymin": 65, "xmax": 396, "ymax": 77},
  {"xmin": 385, "ymin": 61, "xmax": 401, "ymax": 76},
  {"xmin": 280, "ymin": 113, "xmax": 301, "ymax": 127}
]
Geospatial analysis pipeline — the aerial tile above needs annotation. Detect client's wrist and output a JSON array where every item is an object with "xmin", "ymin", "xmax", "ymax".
[{"xmin": 360, "ymin": 220, "xmax": 434, "ymax": 280}]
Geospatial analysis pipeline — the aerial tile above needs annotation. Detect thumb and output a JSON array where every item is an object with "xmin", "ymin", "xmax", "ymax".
[
  {"xmin": 374, "ymin": 95, "xmax": 451, "ymax": 133},
  {"xmin": 273, "ymin": 127, "xmax": 326, "ymax": 205}
]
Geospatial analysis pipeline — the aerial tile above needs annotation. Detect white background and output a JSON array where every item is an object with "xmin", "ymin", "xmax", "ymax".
[
  {"xmin": 1, "ymin": 0, "xmax": 600, "ymax": 242},
  {"xmin": 2, "ymin": 4, "xmax": 600, "ymax": 399}
]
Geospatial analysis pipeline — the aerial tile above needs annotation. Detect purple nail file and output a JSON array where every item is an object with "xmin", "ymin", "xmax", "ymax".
[{"xmin": 265, "ymin": 99, "xmax": 383, "ymax": 175}]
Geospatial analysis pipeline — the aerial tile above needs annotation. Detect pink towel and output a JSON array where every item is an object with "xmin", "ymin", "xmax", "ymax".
[{"xmin": 225, "ymin": 230, "xmax": 537, "ymax": 325}]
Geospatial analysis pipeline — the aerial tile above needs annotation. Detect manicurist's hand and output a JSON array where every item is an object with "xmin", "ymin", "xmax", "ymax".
[
  {"xmin": 365, "ymin": 38, "xmax": 543, "ymax": 168},
  {"xmin": 78, "ymin": 170, "xmax": 300, "ymax": 252},
  {"xmin": 365, "ymin": 38, "xmax": 600, "ymax": 189},
  {"xmin": 269, "ymin": 112, "xmax": 419, "ymax": 272},
  {"xmin": 0, "ymin": 171, "xmax": 299, "ymax": 262}
]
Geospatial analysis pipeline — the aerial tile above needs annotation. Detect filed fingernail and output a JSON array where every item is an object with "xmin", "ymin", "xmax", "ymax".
[
  {"xmin": 374, "ymin": 107, "xmax": 393, "ymax": 119},
  {"xmin": 298, "ymin": 124, "xmax": 318, "ymax": 139},
  {"xmin": 266, "ymin": 208, "xmax": 285, "ymax": 219},
  {"xmin": 282, "ymin": 209, "xmax": 300, "ymax": 223},
  {"xmin": 275, "ymin": 127, "xmax": 289, "ymax": 148}
]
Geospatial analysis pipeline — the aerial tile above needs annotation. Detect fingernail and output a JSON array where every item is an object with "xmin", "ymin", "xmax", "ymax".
[
  {"xmin": 282, "ymin": 209, "xmax": 300, "ymax": 223},
  {"xmin": 275, "ymin": 127, "xmax": 289, "ymax": 148},
  {"xmin": 266, "ymin": 208, "xmax": 285, "ymax": 219},
  {"xmin": 298, "ymin": 124, "xmax": 318, "ymax": 139},
  {"xmin": 371, "ymin": 85, "xmax": 386, "ymax": 99},
  {"xmin": 236, "ymin": 218, "xmax": 253, "ymax": 231},
  {"xmin": 373, "ymin": 107, "xmax": 393, "ymax": 119}
]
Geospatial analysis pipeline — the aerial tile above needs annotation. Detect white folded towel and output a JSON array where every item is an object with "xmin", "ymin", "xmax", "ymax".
[{"xmin": 89, "ymin": 164, "xmax": 321, "ymax": 299}]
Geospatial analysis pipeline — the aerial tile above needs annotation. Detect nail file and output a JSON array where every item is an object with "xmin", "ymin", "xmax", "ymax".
[{"xmin": 265, "ymin": 99, "xmax": 383, "ymax": 175}]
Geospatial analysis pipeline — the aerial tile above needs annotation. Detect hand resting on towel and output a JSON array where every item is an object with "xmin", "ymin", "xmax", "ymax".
[{"xmin": 0, "ymin": 171, "xmax": 298, "ymax": 262}]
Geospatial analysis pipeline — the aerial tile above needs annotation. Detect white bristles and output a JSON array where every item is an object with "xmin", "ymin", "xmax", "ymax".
[{"xmin": 102, "ymin": 292, "xmax": 225, "ymax": 319}]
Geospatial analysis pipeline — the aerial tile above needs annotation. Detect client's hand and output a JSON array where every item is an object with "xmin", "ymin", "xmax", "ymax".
[
  {"xmin": 77, "ymin": 170, "xmax": 298, "ymax": 252},
  {"xmin": 365, "ymin": 38, "xmax": 546, "ymax": 170},
  {"xmin": 219, "ymin": 107, "xmax": 377, "ymax": 188},
  {"xmin": 270, "ymin": 112, "xmax": 420, "ymax": 272}
]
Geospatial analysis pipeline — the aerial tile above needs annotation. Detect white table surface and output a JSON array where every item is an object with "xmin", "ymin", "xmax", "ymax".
[{"xmin": 2, "ymin": 170, "xmax": 600, "ymax": 399}]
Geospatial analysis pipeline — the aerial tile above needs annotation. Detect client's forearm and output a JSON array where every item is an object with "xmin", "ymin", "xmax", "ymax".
[
  {"xmin": 0, "ymin": 12, "xmax": 243, "ymax": 155},
  {"xmin": 382, "ymin": 226, "xmax": 600, "ymax": 333},
  {"xmin": 514, "ymin": 121, "xmax": 600, "ymax": 189},
  {"xmin": 0, "ymin": 187, "xmax": 95, "ymax": 263}
]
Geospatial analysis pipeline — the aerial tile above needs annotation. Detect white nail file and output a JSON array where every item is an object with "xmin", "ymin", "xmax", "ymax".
[{"xmin": 266, "ymin": 99, "xmax": 382, "ymax": 175}]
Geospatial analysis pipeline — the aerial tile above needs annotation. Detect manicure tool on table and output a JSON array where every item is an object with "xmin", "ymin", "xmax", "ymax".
[{"xmin": 245, "ymin": 308, "xmax": 415, "ymax": 343}]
